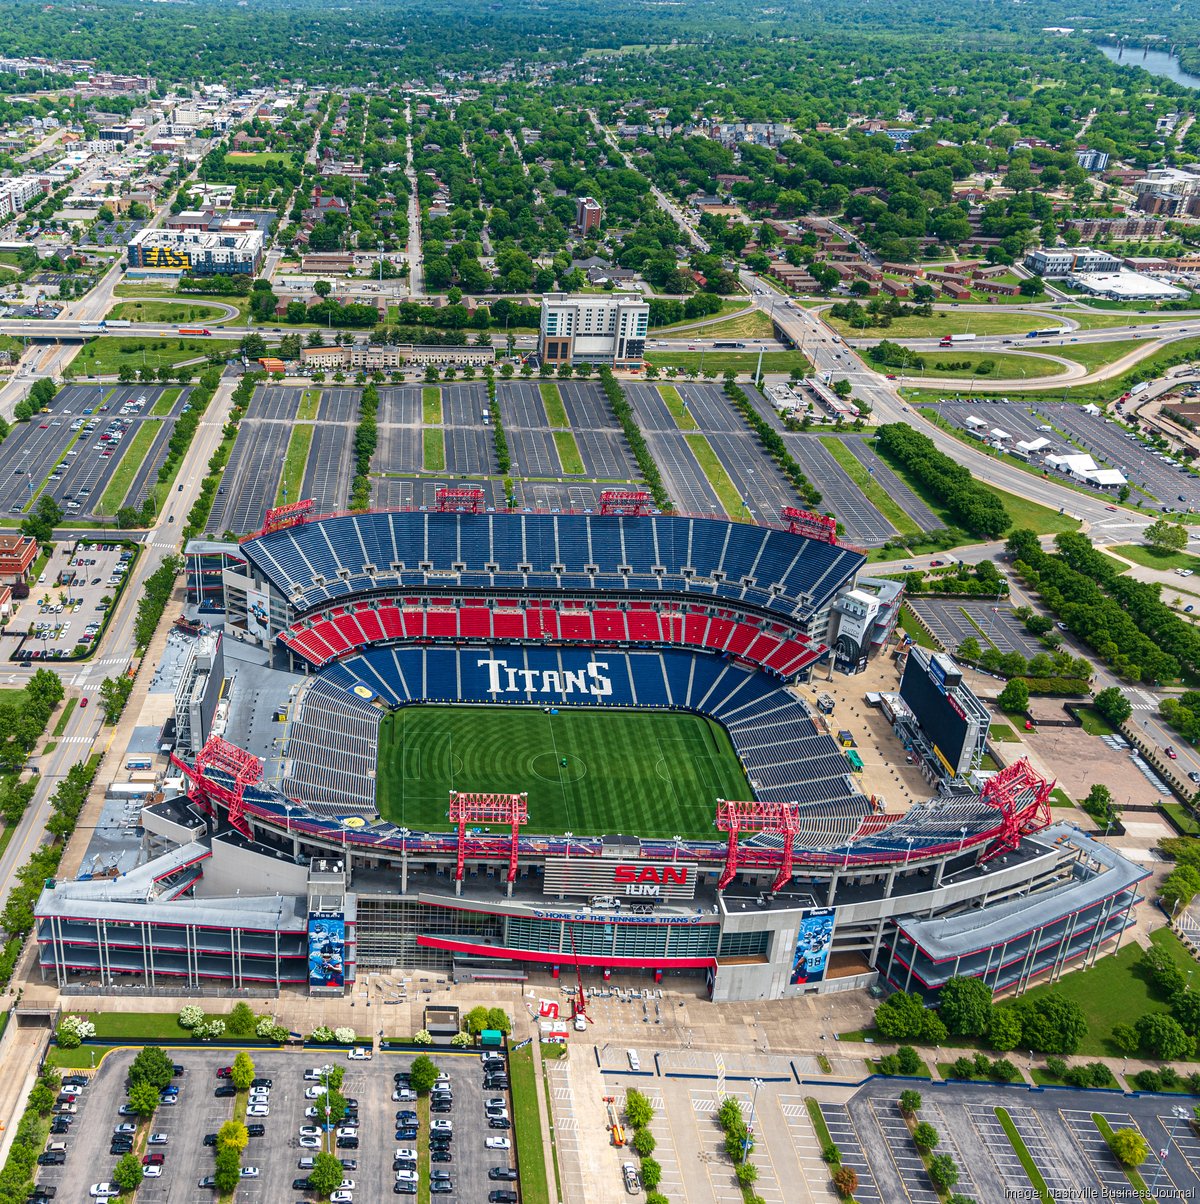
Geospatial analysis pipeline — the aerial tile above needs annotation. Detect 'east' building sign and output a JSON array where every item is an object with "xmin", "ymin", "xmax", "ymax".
[{"xmin": 142, "ymin": 246, "xmax": 192, "ymax": 269}]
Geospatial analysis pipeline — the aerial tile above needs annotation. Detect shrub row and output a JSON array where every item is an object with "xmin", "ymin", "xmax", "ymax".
[
  {"xmin": 722, "ymin": 379, "xmax": 822, "ymax": 509},
  {"xmin": 183, "ymin": 372, "xmax": 260, "ymax": 540},
  {"xmin": 0, "ymin": 1066, "xmax": 61, "ymax": 1202},
  {"xmin": 133, "ymin": 555, "xmax": 184, "ymax": 651},
  {"xmin": 487, "ymin": 371, "xmax": 510, "ymax": 473},
  {"xmin": 598, "ymin": 368, "xmax": 671, "ymax": 512},
  {"xmin": 350, "ymin": 383, "xmax": 378, "ymax": 511},
  {"xmin": 156, "ymin": 366, "xmax": 222, "ymax": 490}
]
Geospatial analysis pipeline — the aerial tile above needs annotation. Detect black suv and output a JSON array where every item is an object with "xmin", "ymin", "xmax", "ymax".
[
  {"xmin": 489, "ymin": 1192, "xmax": 519, "ymax": 1204},
  {"xmin": 489, "ymin": 1168, "xmax": 519, "ymax": 1181},
  {"xmin": 36, "ymin": 1152, "xmax": 64, "ymax": 1167}
]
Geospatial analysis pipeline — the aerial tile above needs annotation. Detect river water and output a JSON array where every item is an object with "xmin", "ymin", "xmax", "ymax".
[{"xmin": 1098, "ymin": 43, "xmax": 1200, "ymax": 90}]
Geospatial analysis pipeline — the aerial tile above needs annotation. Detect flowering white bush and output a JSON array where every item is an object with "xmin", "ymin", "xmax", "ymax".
[
  {"xmin": 193, "ymin": 1019, "xmax": 225, "ymax": 1041},
  {"xmin": 334, "ymin": 1027, "xmax": 355, "ymax": 1044},
  {"xmin": 311, "ymin": 1025, "xmax": 335, "ymax": 1043},
  {"xmin": 56, "ymin": 1015, "xmax": 96, "ymax": 1049},
  {"xmin": 413, "ymin": 1029, "xmax": 433, "ymax": 1045},
  {"xmin": 450, "ymin": 1032, "xmax": 471, "ymax": 1047},
  {"xmin": 177, "ymin": 1005, "xmax": 204, "ymax": 1030},
  {"xmin": 256, "ymin": 1016, "xmax": 276, "ymax": 1038}
]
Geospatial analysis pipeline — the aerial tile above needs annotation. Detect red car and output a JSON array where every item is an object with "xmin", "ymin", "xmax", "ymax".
[
  {"xmin": 216, "ymin": 1066, "xmax": 233, "ymax": 1078},
  {"xmin": 1166, "ymin": 747, "xmax": 1179, "ymax": 760},
  {"xmin": 142, "ymin": 1153, "xmax": 164, "ymax": 1166},
  {"xmin": 79, "ymin": 697, "xmax": 87, "ymax": 708}
]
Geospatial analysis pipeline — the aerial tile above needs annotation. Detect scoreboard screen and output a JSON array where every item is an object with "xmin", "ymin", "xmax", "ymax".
[
  {"xmin": 143, "ymin": 246, "xmax": 192, "ymax": 269},
  {"xmin": 899, "ymin": 654, "xmax": 971, "ymax": 774}
]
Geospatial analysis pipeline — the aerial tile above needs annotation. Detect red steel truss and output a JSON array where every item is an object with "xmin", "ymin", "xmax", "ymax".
[
  {"xmin": 781, "ymin": 507, "xmax": 837, "ymax": 544},
  {"xmin": 715, "ymin": 798, "xmax": 803, "ymax": 893},
  {"xmin": 256, "ymin": 498, "xmax": 315, "ymax": 536},
  {"xmin": 436, "ymin": 486, "xmax": 485, "ymax": 513},
  {"xmin": 170, "ymin": 736, "xmax": 263, "ymax": 837},
  {"xmin": 599, "ymin": 489, "xmax": 653, "ymax": 516},
  {"xmin": 448, "ymin": 791, "xmax": 530, "ymax": 883},
  {"xmin": 978, "ymin": 758, "xmax": 1053, "ymax": 861}
]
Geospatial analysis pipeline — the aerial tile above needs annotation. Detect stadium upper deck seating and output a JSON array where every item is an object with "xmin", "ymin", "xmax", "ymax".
[{"xmin": 241, "ymin": 512, "xmax": 864, "ymax": 624}]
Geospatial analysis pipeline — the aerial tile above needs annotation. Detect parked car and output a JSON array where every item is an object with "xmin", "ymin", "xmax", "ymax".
[{"xmin": 486, "ymin": 1137, "xmax": 512, "ymax": 1150}]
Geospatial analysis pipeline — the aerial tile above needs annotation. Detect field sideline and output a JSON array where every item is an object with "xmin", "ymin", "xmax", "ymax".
[{"xmin": 375, "ymin": 705, "xmax": 750, "ymax": 838}]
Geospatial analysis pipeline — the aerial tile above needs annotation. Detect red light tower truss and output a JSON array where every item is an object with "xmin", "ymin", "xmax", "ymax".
[
  {"xmin": 170, "ymin": 736, "xmax": 263, "ymax": 837},
  {"xmin": 979, "ymin": 757, "xmax": 1053, "ymax": 860},
  {"xmin": 781, "ymin": 507, "xmax": 837, "ymax": 544},
  {"xmin": 436, "ymin": 486, "xmax": 485, "ymax": 513},
  {"xmin": 448, "ymin": 791, "xmax": 529, "ymax": 883},
  {"xmin": 715, "ymin": 798, "xmax": 803, "ymax": 893},
  {"xmin": 599, "ymin": 489, "xmax": 652, "ymax": 516}
]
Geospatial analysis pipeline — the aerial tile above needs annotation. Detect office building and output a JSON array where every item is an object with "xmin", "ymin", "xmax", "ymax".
[
  {"xmin": 1024, "ymin": 247, "xmax": 1123, "ymax": 277},
  {"xmin": 539, "ymin": 293, "xmax": 649, "ymax": 368}
]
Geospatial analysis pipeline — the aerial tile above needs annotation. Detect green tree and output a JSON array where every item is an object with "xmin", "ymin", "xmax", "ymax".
[
  {"xmin": 112, "ymin": 1152, "xmax": 144, "ymax": 1192},
  {"xmin": 128, "ymin": 1079, "xmax": 162, "ymax": 1117},
  {"xmin": 129, "ymin": 1046, "xmax": 174, "ymax": 1091},
  {"xmin": 641, "ymin": 1157, "xmax": 662, "ymax": 1190},
  {"xmin": 465, "ymin": 1005, "xmax": 490, "ymax": 1035},
  {"xmin": 899, "ymin": 1089, "xmax": 923, "ymax": 1116},
  {"xmin": 997, "ymin": 679, "xmax": 1030, "ymax": 713},
  {"xmin": 912, "ymin": 1122, "xmax": 940, "ymax": 1152},
  {"xmin": 218, "ymin": 1119, "xmax": 248, "ymax": 1153},
  {"xmin": 485, "ymin": 1007, "xmax": 512, "ymax": 1034},
  {"xmin": 957, "ymin": 637, "xmax": 982, "ymax": 662},
  {"xmin": 1108, "ymin": 1127, "xmax": 1150, "ymax": 1168},
  {"xmin": 409, "ymin": 1054, "xmax": 439, "ymax": 1095},
  {"xmin": 927, "ymin": 1154, "xmax": 959, "ymax": 1191},
  {"xmin": 313, "ymin": 279, "xmax": 332, "ymax": 300},
  {"xmin": 1135, "ymin": 1012, "xmax": 1194, "ymax": 1060},
  {"xmin": 632, "ymin": 1127, "xmax": 657, "ymax": 1157},
  {"xmin": 735, "ymin": 1162, "xmax": 758, "ymax": 1187},
  {"xmin": 874, "ymin": 990, "xmax": 927, "ymax": 1040},
  {"xmin": 1145, "ymin": 519, "xmax": 1188, "ymax": 553},
  {"xmin": 938, "ymin": 977, "xmax": 993, "ymax": 1038},
  {"xmin": 1111, "ymin": 1024, "xmax": 1140, "ymax": 1057},
  {"xmin": 213, "ymin": 1145, "xmax": 241, "ymax": 1194},
  {"xmin": 625, "ymin": 1088, "xmax": 655, "ymax": 1129},
  {"xmin": 717, "ymin": 1097, "xmax": 744, "ymax": 1133},
  {"xmin": 307, "ymin": 1151, "xmax": 345, "ymax": 1196},
  {"xmin": 229, "ymin": 1051, "xmax": 255, "ymax": 1092},
  {"xmin": 227, "ymin": 1002, "xmax": 256, "ymax": 1037},
  {"xmin": 987, "ymin": 1007, "xmax": 1023, "ymax": 1053},
  {"xmin": 1093, "ymin": 686, "xmax": 1132, "ymax": 727}
]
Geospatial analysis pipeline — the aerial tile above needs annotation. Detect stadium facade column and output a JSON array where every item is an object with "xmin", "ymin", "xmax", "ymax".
[
  {"xmin": 883, "ymin": 865, "xmax": 898, "ymax": 898},
  {"xmin": 825, "ymin": 871, "xmax": 839, "ymax": 907}
]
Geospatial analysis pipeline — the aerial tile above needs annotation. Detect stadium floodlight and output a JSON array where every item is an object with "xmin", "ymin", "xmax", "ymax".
[{"xmin": 448, "ymin": 791, "xmax": 529, "ymax": 887}]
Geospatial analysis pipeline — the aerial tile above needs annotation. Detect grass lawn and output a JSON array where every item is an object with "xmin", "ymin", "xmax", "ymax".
[
  {"xmin": 72, "ymin": 1011, "xmax": 195, "ymax": 1040},
  {"xmin": 75, "ymin": 336, "xmax": 238, "ymax": 376},
  {"xmin": 829, "ymin": 310, "xmax": 1050, "ymax": 339},
  {"xmin": 553, "ymin": 430, "xmax": 585, "ymax": 475},
  {"xmin": 999, "ymin": 928, "xmax": 1196, "ymax": 1058},
  {"xmin": 107, "ymin": 299, "xmax": 230, "ymax": 325},
  {"xmin": 275, "ymin": 424, "xmax": 313, "ymax": 507},
  {"xmin": 899, "ymin": 606, "xmax": 938, "ymax": 649},
  {"xmin": 1162, "ymin": 801, "xmax": 1200, "ymax": 836},
  {"xmin": 375, "ymin": 705, "xmax": 750, "ymax": 838},
  {"xmin": 819, "ymin": 437, "xmax": 918, "ymax": 536},
  {"xmin": 96, "ymin": 422, "xmax": 162, "ymax": 515},
  {"xmin": 297, "ymin": 389, "xmax": 321, "ymax": 421},
  {"xmin": 646, "ymin": 349, "xmax": 809, "ymax": 376},
  {"xmin": 422, "ymin": 386, "xmax": 442, "ymax": 425},
  {"xmin": 538, "ymin": 382, "xmax": 569, "ymax": 427},
  {"xmin": 650, "ymin": 299, "xmax": 748, "ymax": 332},
  {"xmin": 684, "ymin": 433, "xmax": 746, "ymax": 517},
  {"xmin": 149, "ymin": 387, "xmax": 182, "ymax": 417},
  {"xmin": 1071, "ymin": 310, "xmax": 1186, "ymax": 330},
  {"xmin": 224, "ymin": 150, "xmax": 294, "ymax": 167},
  {"xmin": 52, "ymin": 697, "xmax": 77, "ymax": 738},
  {"xmin": 510, "ymin": 1045, "xmax": 550, "ymax": 1204},
  {"xmin": 423, "ymin": 428, "xmax": 445, "ymax": 472},
  {"xmin": 887, "ymin": 350, "xmax": 1067, "ymax": 381},
  {"xmin": 990, "ymin": 722, "xmax": 1021, "ymax": 743},
  {"xmin": 1049, "ymin": 788, "xmax": 1076, "ymax": 809},
  {"xmin": 1075, "ymin": 706, "xmax": 1116, "ymax": 736},
  {"xmin": 1055, "ymin": 339, "xmax": 1144, "ymax": 371},
  {"xmin": 657, "ymin": 384, "xmax": 698, "ymax": 430},
  {"xmin": 46, "ymin": 1043, "xmax": 120, "ymax": 1070},
  {"xmin": 689, "ymin": 309, "xmax": 775, "ymax": 340},
  {"xmin": 1112, "ymin": 543, "xmax": 1200, "ymax": 573},
  {"xmin": 417, "ymin": 1096, "xmax": 430, "ymax": 1204}
]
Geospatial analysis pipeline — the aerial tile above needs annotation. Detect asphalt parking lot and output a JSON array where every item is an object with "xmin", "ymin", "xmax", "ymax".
[
  {"xmin": 34, "ymin": 1046, "xmax": 516, "ymax": 1204},
  {"xmin": 784, "ymin": 434, "xmax": 896, "ymax": 545},
  {"xmin": 905, "ymin": 597, "xmax": 1043, "ymax": 659}
]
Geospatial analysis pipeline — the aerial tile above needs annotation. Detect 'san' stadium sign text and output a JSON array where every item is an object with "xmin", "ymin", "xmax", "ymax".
[{"xmin": 543, "ymin": 859, "xmax": 697, "ymax": 901}]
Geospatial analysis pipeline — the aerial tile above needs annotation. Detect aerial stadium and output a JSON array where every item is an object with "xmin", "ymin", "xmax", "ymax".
[{"xmin": 34, "ymin": 494, "xmax": 1147, "ymax": 1003}]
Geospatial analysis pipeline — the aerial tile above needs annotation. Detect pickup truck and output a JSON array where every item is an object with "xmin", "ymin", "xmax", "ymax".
[{"xmin": 623, "ymin": 1164, "xmax": 642, "ymax": 1194}]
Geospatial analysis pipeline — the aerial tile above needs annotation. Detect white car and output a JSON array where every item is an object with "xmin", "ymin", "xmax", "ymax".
[
  {"xmin": 298, "ymin": 1126, "xmax": 322, "ymax": 1139},
  {"xmin": 431, "ymin": 1120, "xmax": 453, "ymax": 1133},
  {"xmin": 339, "ymin": 1181, "xmax": 356, "ymax": 1191},
  {"xmin": 392, "ymin": 1088, "xmax": 416, "ymax": 1102},
  {"xmin": 331, "ymin": 1193, "xmax": 353, "ymax": 1204},
  {"xmin": 144, "ymin": 1166, "xmax": 163, "ymax": 1179},
  {"xmin": 347, "ymin": 1048, "xmax": 371, "ymax": 1060},
  {"xmin": 246, "ymin": 1104, "xmax": 269, "ymax": 1117},
  {"xmin": 89, "ymin": 1187, "xmax": 119, "ymax": 1199},
  {"xmin": 486, "ymin": 1137, "xmax": 512, "ymax": 1150},
  {"xmin": 396, "ymin": 1170, "xmax": 418, "ymax": 1183},
  {"xmin": 60, "ymin": 1085, "xmax": 83, "ymax": 1096},
  {"xmin": 305, "ymin": 1065, "xmax": 334, "ymax": 1081},
  {"xmin": 240, "ymin": 1167, "xmax": 260, "ymax": 1179},
  {"xmin": 305, "ymin": 1085, "xmax": 328, "ymax": 1099},
  {"xmin": 336, "ymin": 1126, "xmax": 359, "ymax": 1140},
  {"xmin": 299, "ymin": 1135, "xmax": 321, "ymax": 1149}
]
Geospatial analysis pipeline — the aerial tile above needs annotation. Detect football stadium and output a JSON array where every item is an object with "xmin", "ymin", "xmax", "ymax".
[{"xmin": 34, "ymin": 495, "xmax": 1148, "ymax": 1004}]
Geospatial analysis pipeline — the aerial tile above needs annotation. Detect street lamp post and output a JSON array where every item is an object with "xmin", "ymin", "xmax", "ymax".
[
  {"xmin": 1149, "ymin": 1105, "xmax": 1190, "ymax": 1197},
  {"xmin": 741, "ymin": 1078, "xmax": 764, "ymax": 1164}
]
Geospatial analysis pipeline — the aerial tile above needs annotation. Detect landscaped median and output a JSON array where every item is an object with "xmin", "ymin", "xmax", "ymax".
[
  {"xmin": 995, "ymin": 1107, "xmax": 1052, "ymax": 1203},
  {"xmin": 657, "ymin": 384, "xmax": 698, "ymax": 430},
  {"xmin": 509, "ymin": 1043, "xmax": 550, "ymax": 1204},
  {"xmin": 276, "ymin": 423, "xmax": 315, "ymax": 506},
  {"xmin": 684, "ymin": 433, "xmax": 744, "ymax": 517}
]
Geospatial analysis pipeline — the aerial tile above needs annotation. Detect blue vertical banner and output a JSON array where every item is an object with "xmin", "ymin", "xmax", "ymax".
[
  {"xmin": 790, "ymin": 908, "xmax": 836, "ymax": 985},
  {"xmin": 308, "ymin": 913, "xmax": 346, "ymax": 987}
]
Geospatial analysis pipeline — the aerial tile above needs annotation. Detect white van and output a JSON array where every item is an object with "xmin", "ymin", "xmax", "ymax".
[{"xmin": 626, "ymin": 1049, "xmax": 641, "ymax": 1071}]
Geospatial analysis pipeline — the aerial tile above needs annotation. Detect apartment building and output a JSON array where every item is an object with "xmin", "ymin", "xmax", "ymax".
[
  {"xmin": 127, "ymin": 227, "xmax": 263, "ymax": 275},
  {"xmin": 575, "ymin": 196, "xmax": 602, "ymax": 234}
]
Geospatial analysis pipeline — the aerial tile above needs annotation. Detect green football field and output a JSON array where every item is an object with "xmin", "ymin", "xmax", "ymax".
[{"xmin": 374, "ymin": 705, "xmax": 751, "ymax": 838}]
